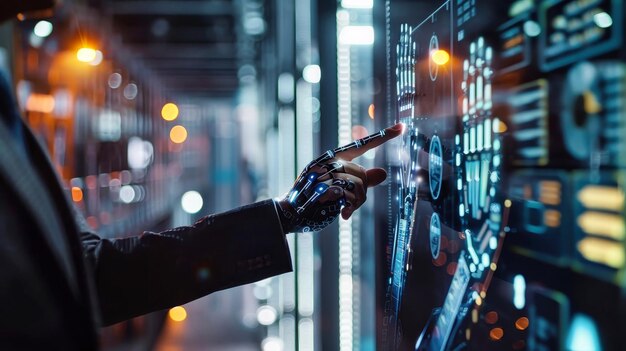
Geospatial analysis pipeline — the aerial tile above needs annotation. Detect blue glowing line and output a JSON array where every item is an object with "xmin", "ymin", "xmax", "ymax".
[{"xmin": 465, "ymin": 230, "xmax": 480, "ymax": 265}]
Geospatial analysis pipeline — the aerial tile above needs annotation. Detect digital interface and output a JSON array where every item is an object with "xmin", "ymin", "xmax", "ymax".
[{"xmin": 379, "ymin": 1, "xmax": 625, "ymax": 350}]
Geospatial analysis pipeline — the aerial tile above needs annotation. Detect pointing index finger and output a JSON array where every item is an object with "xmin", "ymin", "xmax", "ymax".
[{"xmin": 333, "ymin": 123, "xmax": 403, "ymax": 161}]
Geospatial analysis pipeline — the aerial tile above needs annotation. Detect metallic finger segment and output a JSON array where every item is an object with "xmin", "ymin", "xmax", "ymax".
[
  {"xmin": 311, "ymin": 129, "xmax": 388, "ymax": 167},
  {"xmin": 332, "ymin": 129, "xmax": 387, "ymax": 154},
  {"xmin": 331, "ymin": 178, "xmax": 356, "ymax": 192},
  {"xmin": 281, "ymin": 127, "xmax": 390, "ymax": 233},
  {"xmin": 282, "ymin": 158, "xmax": 352, "ymax": 233}
]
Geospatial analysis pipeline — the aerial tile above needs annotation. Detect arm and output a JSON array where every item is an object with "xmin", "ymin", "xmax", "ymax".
[
  {"xmin": 80, "ymin": 124, "xmax": 401, "ymax": 326},
  {"xmin": 80, "ymin": 199, "xmax": 292, "ymax": 326}
]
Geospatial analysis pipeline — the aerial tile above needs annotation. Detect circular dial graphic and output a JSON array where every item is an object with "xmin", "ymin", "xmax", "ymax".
[
  {"xmin": 416, "ymin": 36, "xmax": 507, "ymax": 351},
  {"xmin": 429, "ymin": 212, "xmax": 441, "ymax": 260},
  {"xmin": 429, "ymin": 135, "xmax": 443, "ymax": 200},
  {"xmin": 429, "ymin": 34, "xmax": 439, "ymax": 81}
]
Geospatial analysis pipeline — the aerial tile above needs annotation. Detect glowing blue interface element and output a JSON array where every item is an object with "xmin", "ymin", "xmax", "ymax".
[
  {"xmin": 566, "ymin": 314, "xmax": 603, "ymax": 351},
  {"xmin": 380, "ymin": 0, "xmax": 626, "ymax": 350}
]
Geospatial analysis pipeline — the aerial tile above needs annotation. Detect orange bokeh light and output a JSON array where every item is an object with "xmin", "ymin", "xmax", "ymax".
[
  {"xmin": 515, "ymin": 317, "xmax": 529, "ymax": 330},
  {"xmin": 431, "ymin": 49, "xmax": 450, "ymax": 65},
  {"xmin": 76, "ymin": 47, "xmax": 97, "ymax": 63},
  {"xmin": 71, "ymin": 187, "xmax": 83, "ymax": 202},
  {"xmin": 26, "ymin": 94, "xmax": 55, "ymax": 113},
  {"xmin": 485, "ymin": 311, "xmax": 498, "ymax": 324},
  {"xmin": 489, "ymin": 327, "xmax": 504, "ymax": 341},
  {"xmin": 169, "ymin": 306, "xmax": 187, "ymax": 322},
  {"xmin": 161, "ymin": 103, "xmax": 179, "ymax": 121},
  {"xmin": 170, "ymin": 125, "xmax": 188, "ymax": 144}
]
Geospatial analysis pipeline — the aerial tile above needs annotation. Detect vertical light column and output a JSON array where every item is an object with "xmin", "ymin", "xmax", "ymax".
[
  {"xmin": 296, "ymin": 80, "xmax": 315, "ymax": 351},
  {"xmin": 278, "ymin": 106, "xmax": 297, "ymax": 351},
  {"xmin": 336, "ymin": 9, "xmax": 354, "ymax": 351},
  {"xmin": 295, "ymin": 0, "xmax": 317, "ymax": 348}
]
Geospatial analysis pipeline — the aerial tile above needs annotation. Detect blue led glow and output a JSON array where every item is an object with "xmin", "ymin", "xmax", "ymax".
[
  {"xmin": 513, "ymin": 274, "xmax": 526, "ymax": 310},
  {"xmin": 465, "ymin": 230, "xmax": 480, "ymax": 265},
  {"xmin": 289, "ymin": 191, "xmax": 298, "ymax": 203},
  {"xmin": 481, "ymin": 253, "xmax": 490, "ymax": 267},
  {"xmin": 566, "ymin": 314, "xmax": 603, "ymax": 351},
  {"xmin": 469, "ymin": 263, "xmax": 476, "ymax": 272},
  {"xmin": 489, "ymin": 236, "xmax": 498, "ymax": 250}
]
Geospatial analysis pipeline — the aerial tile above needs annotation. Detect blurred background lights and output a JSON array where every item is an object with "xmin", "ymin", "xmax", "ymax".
[
  {"xmin": 566, "ymin": 314, "xmax": 602, "ymax": 351},
  {"xmin": 277, "ymin": 73, "xmax": 295, "ymax": 103},
  {"xmin": 108, "ymin": 73, "xmax": 122, "ymax": 89},
  {"xmin": 341, "ymin": 0, "xmax": 373, "ymax": 8},
  {"xmin": 513, "ymin": 274, "xmax": 526, "ymax": 310},
  {"xmin": 523, "ymin": 20, "xmax": 541, "ymax": 37},
  {"xmin": 169, "ymin": 125, "xmax": 188, "ymax": 144},
  {"xmin": 489, "ymin": 327, "xmax": 504, "ymax": 341},
  {"xmin": 237, "ymin": 64, "xmax": 257, "ymax": 84},
  {"xmin": 33, "ymin": 20, "xmax": 53, "ymax": 38},
  {"xmin": 76, "ymin": 47, "xmax": 97, "ymax": 63},
  {"xmin": 161, "ymin": 102, "xmax": 179, "ymax": 121},
  {"xmin": 181, "ymin": 190, "xmax": 203, "ymax": 214},
  {"xmin": 26, "ymin": 93, "xmax": 55, "ymax": 113},
  {"xmin": 71, "ymin": 187, "xmax": 83, "ymax": 202},
  {"xmin": 431, "ymin": 49, "xmax": 450, "ymax": 65},
  {"xmin": 256, "ymin": 305, "xmax": 278, "ymax": 326},
  {"xmin": 515, "ymin": 317, "xmax": 529, "ymax": 331},
  {"xmin": 593, "ymin": 12, "xmax": 613, "ymax": 28},
  {"xmin": 119, "ymin": 185, "xmax": 136, "ymax": 204},
  {"xmin": 261, "ymin": 337, "xmax": 284, "ymax": 351},
  {"xmin": 29, "ymin": 33, "xmax": 44, "ymax": 48},
  {"xmin": 339, "ymin": 26, "xmax": 374, "ymax": 45},
  {"xmin": 253, "ymin": 285, "xmax": 273, "ymax": 300},
  {"xmin": 243, "ymin": 14, "xmax": 266, "ymax": 36},
  {"xmin": 123, "ymin": 83, "xmax": 138, "ymax": 100},
  {"xmin": 151, "ymin": 18, "xmax": 170, "ymax": 38},
  {"xmin": 168, "ymin": 306, "xmax": 187, "ymax": 322},
  {"xmin": 302, "ymin": 64, "xmax": 321, "ymax": 84},
  {"xmin": 89, "ymin": 50, "xmax": 103, "ymax": 66},
  {"xmin": 127, "ymin": 137, "xmax": 154, "ymax": 169}
]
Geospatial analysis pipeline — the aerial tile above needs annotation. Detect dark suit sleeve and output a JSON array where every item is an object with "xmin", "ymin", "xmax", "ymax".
[{"xmin": 79, "ymin": 199, "xmax": 293, "ymax": 326}]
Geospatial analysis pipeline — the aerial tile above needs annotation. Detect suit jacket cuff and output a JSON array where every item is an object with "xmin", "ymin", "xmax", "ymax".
[{"xmin": 214, "ymin": 199, "xmax": 294, "ymax": 283}]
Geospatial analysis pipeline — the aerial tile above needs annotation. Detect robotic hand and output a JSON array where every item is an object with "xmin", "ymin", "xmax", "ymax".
[{"xmin": 276, "ymin": 123, "xmax": 402, "ymax": 233}]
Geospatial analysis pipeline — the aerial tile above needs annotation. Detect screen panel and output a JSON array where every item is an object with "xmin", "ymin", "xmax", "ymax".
[{"xmin": 378, "ymin": 1, "xmax": 626, "ymax": 350}]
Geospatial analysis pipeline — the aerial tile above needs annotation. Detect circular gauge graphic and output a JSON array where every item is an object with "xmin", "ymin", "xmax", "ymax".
[
  {"xmin": 429, "ymin": 34, "xmax": 439, "ymax": 81},
  {"xmin": 429, "ymin": 135, "xmax": 443, "ymax": 200},
  {"xmin": 429, "ymin": 212, "xmax": 441, "ymax": 259},
  {"xmin": 560, "ymin": 61, "xmax": 602, "ymax": 161},
  {"xmin": 417, "ymin": 36, "xmax": 507, "ymax": 351}
]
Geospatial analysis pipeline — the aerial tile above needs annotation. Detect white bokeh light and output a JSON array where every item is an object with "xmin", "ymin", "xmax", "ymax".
[
  {"xmin": 339, "ymin": 26, "xmax": 374, "ymax": 45},
  {"xmin": 181, "ymin": 191, "xmax": 203, "ymax": 214},
  {"xmin": 341, "ymin": 0, "xmax": 373, "ymax": 8},
  {"xmin": 302, "ymin": 65, "xmax": 321, "ymax": 84},
  {"xmin": 593, "ymin": 12, "xmax": 613, "ymax": 28},
  {"xmin": 108, "ymin": 73, "xmax": 122, "ymax": 89},
  {"xmin": 119, "ymin": 185, "xmax": 135, "ymax": 204},
  {"xmin": 33, "ymin": 21, "xmax": 53, "ymax": 38},
  {"xmin": 256, "ymin": 305, "xmax": 277, "ymax": 326},
  {"xmin": 262, "ymin": 337, "xmax": 283, "ymax": 351}
]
